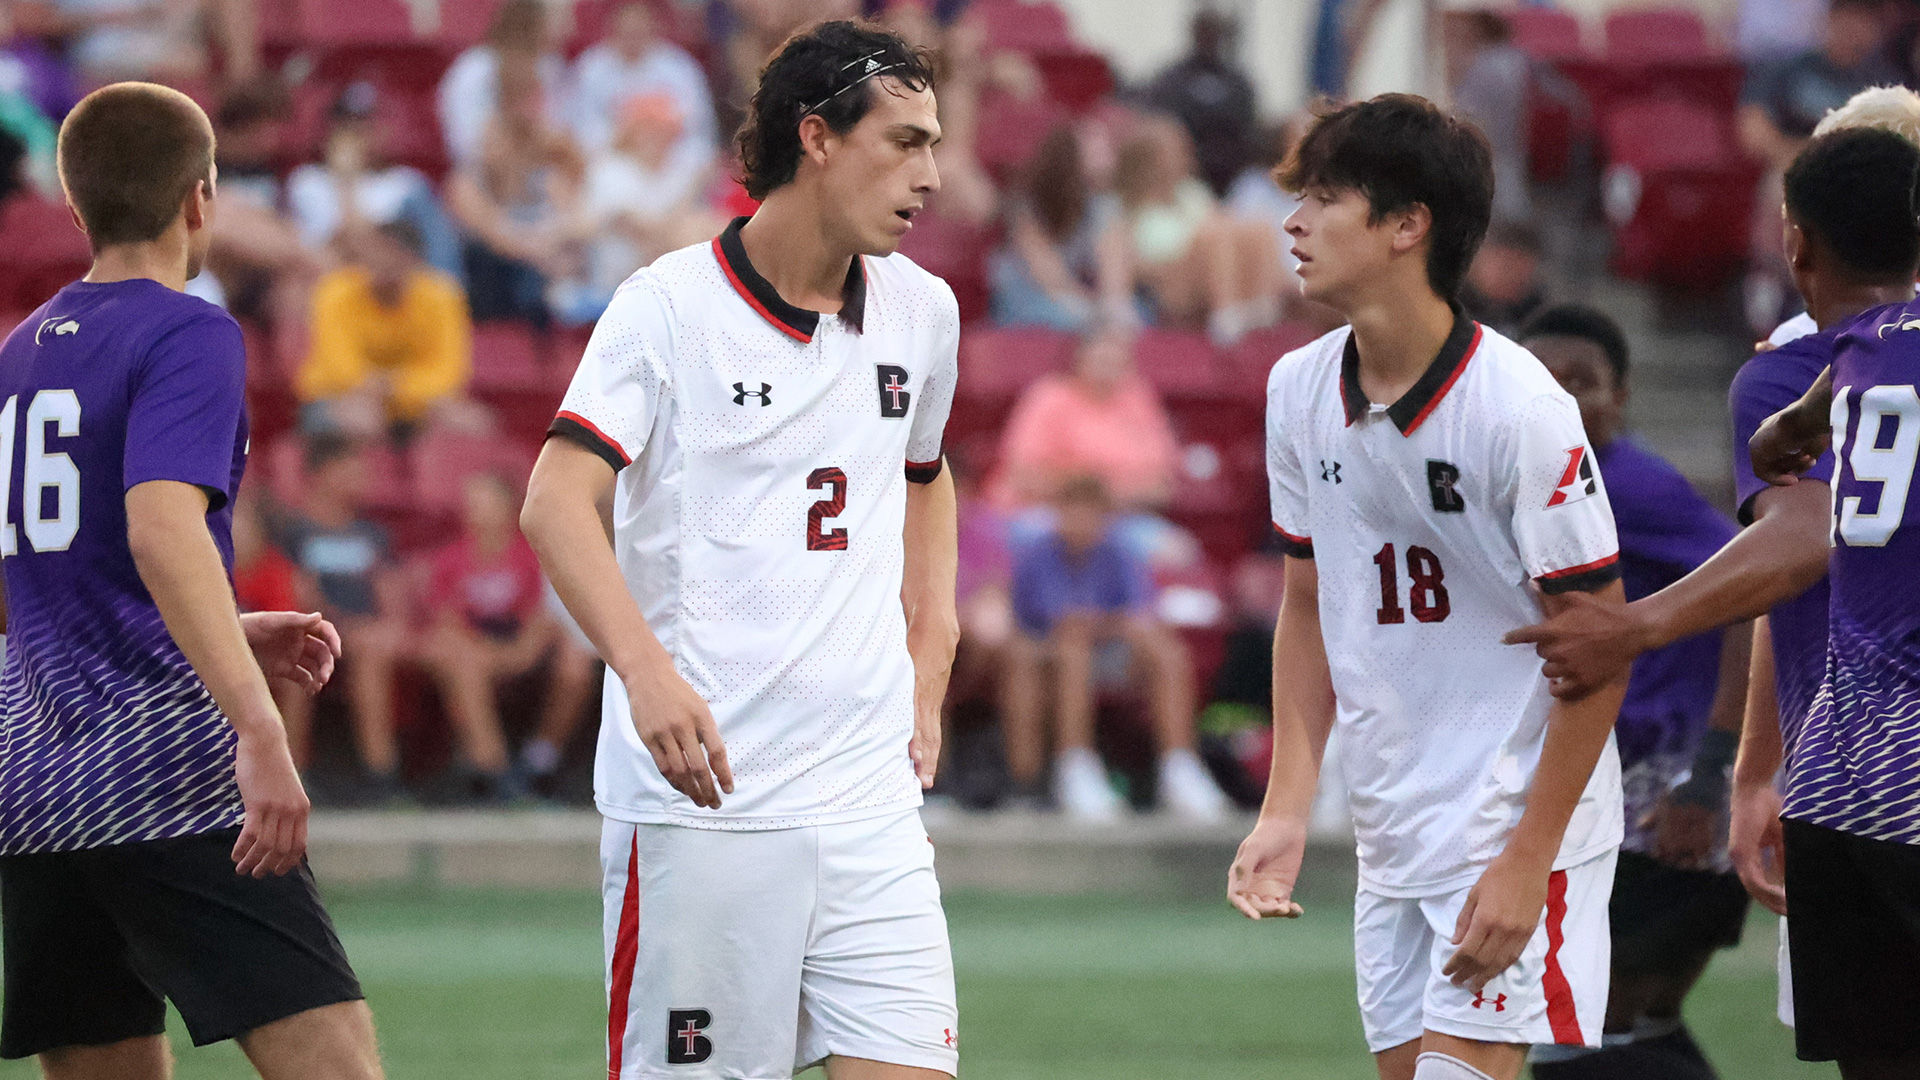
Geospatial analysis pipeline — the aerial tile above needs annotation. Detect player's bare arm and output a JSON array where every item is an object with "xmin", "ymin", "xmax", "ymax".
[
  {"xmin": 521, "ymin": 436, "xmax": 733, "ymax": 809},
  {"xmin": 1751, "ymin": 364, "xmax": 1835, "ymax": 485},
  {"xmin": 1229, "ymin": 556, "xmax": 1333, "ymax": 921},
  {"xmin": 1727, "ymin": 617, "xmax": 1788, "ymax": 915},
  {"xmin": 1504, "ymin": 481, "xmax": 1829, "ymax": 698},
  {"xmin": 1444, "ymin": 579, "xmax": 1627, "ymax": 993},
  {"xmin": 902, "ymin": 462, "xmax": 960, "ymax": 789},
  {"xmin": 126, "ymin": 480, "xmax": 308, "ymax": 879},
  {"xmin": 1650, "ymin": 620, "xmax": 1750, "ymax": 869}
]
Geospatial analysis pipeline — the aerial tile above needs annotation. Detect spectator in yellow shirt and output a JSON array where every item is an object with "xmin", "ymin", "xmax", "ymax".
[{"xmin": 299, "ymin": 219, "xmax": 478, "ymax": 439}]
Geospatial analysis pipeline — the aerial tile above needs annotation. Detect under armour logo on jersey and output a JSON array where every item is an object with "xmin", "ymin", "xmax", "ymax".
[
  {"xmin": 877, "ymin": 364, "xmax": 912, "ymax": 418},
  {"xmin": 667, "ymin": 1009, "xmax": 713, "ymax": 1064},
  {"xmin": 33, "ymin": 317, "xmax": 78, "ymax": 345},
  {"xmin": 1472, "ymin": 991, "xmax": 1508, "ymax": 1012},
  {"xmin": 943, "ymin": 1028, "xmax": 958, "ymax": 1048},
  {"xmin": 1428, "ymin": 459, "xmax": 1465, "ymax": 512},
  {"xmin": 1320, "ymin": 460, "xmax": 1342, "ymax": 484},
  {"xmin": 1547, "ymin": 446, "xmax": 1598, "ymax": 508},
  {"xmin": 732, "ymin": 382, "xmax": 772, "ymax": 407}
]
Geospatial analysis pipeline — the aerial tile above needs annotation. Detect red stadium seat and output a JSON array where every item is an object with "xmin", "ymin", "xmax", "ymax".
[
  {"xmin": 976, "ymin": 0, "xmax": 1076, "ymax": 54},
  {"xmin": 1034, "ymin": 50, "xmax": 1115, "ymax": 113},
  {"xmin": 1133, "ymin": 328, "xmax": 1221, "ymax": 399},
  {"xmin": 1509, "ymin": 7, "xmax": 1585, "ymax": 60},
  {"xmin": 1604, "ymin": 8, "xmax": 1713, "ymax": 60},
  {"xmin": 437, "ymin": 0, "xmax": 504, "ymax": 48},
  {"xmin": 0, "ymin": 196, "xmax": 92, "ymax": 312},
  {"xmin": 296, "ymin": 0, "xmax": 417, "ymax": 46},
  {"xmin": 957, "ymin": 326, "xmax": 1072, "ymax": 401},
  {"xmin": 895, "ymin": 211, "xmax": 993, "ymax": 325},
  {"xmin": 975, "ymin": 89, "xmax": 1072, "ymax": 184},
  {"xmin": 409, "ymin": 429, "xmax": 538, "ymax": 513},
  {"xmin": 469, "ymin": 321, "xmax": 546, "ymax": 394},
  {"xmin": 1601, "ymin": 96, "xmax": 1756, "ymax": 288}
]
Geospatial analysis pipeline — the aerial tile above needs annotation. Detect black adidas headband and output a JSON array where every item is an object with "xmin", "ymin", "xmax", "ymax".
[{"xmin": 798, "ymin": 49, "xmax": 910, "ymax": 117}]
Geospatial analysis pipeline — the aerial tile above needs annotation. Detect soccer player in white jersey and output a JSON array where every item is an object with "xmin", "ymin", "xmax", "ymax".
[
  {"xmin": 1226, "ymin": 95, "xmax": 1631, "ymax": 1080},
  {"xmin": 520, "ymin": 21, "xmax": 961, "ymax": 1080}
]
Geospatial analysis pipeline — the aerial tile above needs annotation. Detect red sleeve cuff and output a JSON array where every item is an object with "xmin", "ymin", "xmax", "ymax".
[
  {"xmin": 549, "ymin": 411, "xmax": 631, "ymax": 472},
  {"xmin": 1273, "ymin": 524, "xmax": 1314, "ymax": 559},
  {"xmin": 905, "ymin": 457, "xmax": 944, "ymax": 485},
  {"xmin": 1536, "ymin": 553, "xmax": 1621, "ymax": 595}
]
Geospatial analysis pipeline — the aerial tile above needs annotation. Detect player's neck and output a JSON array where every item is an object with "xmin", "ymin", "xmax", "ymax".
[
  {"xmin": 737, "ymin": 192, "xmax": 855, "ymax": 314},
  {"xmin": 1808, "ymin": 279, "xmax": 1916, "ymax": 329},
  {"xmin": 1342, "ymin": 286, "xmax": 1456, "ymax": 402},
  {"xmin": 84, "ymin": 229, "xmax": 193, "ymax": 293}
]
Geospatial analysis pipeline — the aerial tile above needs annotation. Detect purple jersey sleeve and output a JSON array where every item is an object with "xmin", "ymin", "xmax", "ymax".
[
  {"xmin": 1603, "ymin": 439, "xmax": 1737, "ymax": 572},
  {"xmin": 1730, "ymin": 334, "xmax": 1836, "ymax": 525},
  {"xmin": 123, "ymin": 314, "xmax": 247, "ymax": 509}
]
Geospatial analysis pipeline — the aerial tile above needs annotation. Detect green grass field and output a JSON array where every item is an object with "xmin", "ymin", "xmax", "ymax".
[{"xmin": 0, "ymin": 887, "xmax": 1829, "ymax": 1079}]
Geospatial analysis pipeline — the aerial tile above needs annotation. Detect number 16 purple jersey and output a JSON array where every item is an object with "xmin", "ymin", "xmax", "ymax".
[
  {"xmin": 0, "ymin": 278, "xmax": 249, "ymax": 856},
  {"xmin": 1788, "ymin": 299, "xmax": 1920, "ymax": 845}
]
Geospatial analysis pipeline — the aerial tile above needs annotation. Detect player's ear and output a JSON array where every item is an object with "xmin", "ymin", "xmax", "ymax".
[
  {"xmin": 182, "ymin": 176, "xmax": 211, "ymax": 232},
  {"xmin": 1390, "ymin": 203, "xmax": 1433, "ymax": 255},
  {"xmin": 1783, "ymin": 220, "xmax": 1811, "ymax": 273},
  {"xmin": 798, "ymin": 113, "xmax": 836, "ymax": 170}
]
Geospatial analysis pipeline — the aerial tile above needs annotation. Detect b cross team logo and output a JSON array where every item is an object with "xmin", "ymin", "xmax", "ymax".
[
  {"xmin": 1427, "ymin": 459, "xmax": 1465, "ymax": 512},
  {"xmin": 666, "ymin": 1009, "xmax": 713, "ymax": 1065},
  {"xmin": 876, "ymin": 364, "xmax": 912, "ymax": 418},
  {"xmin": 1546, "ymin": 446, "xmax": 1598, "ymax": 508}
]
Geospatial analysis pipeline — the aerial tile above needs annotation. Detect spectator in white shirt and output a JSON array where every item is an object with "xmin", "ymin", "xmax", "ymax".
[
  {"xmin": 437, "ymin": 0, "xmax": 568, "ymax": 171},
  {"xmin": 569, "ymin": 1, "xmax": 714, "ymax": 164}
]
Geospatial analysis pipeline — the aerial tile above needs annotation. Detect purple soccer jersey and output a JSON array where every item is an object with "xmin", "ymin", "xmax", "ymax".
[
  {"xmin": 1730, "ymin": 331, "xmax": 1835, "ymax": 762},
  {"xmin": 0, "ymin": 279, "xmax": 249, "ymax": 855},
  {"xmin": 1787, "ymin": 300, "xmax": 1920, "ymax": 844}
]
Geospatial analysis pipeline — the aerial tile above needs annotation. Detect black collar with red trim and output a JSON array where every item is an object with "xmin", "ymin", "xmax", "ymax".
[
  {"xmin": 1340, "ymin": 307, "xmax": 1481, "ymax": 434},
  {"xmin": 713, "ymin": 216, "xmax": 867, "ymax": 341}
]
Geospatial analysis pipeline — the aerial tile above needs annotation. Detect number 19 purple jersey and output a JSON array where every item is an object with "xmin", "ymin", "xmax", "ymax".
[
  {"xmin": 0, "ymin": 279, "xmax": 249, "ymax": 855},
  {"xmin": 1788, "ymin": 301, "xmax": 1920, "ymax": 844}
]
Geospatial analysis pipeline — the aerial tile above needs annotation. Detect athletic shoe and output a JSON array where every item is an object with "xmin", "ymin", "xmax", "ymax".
[
  {"xmin": 1055, "ymin": 748, "xmax": 1124, "ymax": 822},
  {"xmin": 1158, "ymin": 748, "xmax": 1230, "ymax": 822}
]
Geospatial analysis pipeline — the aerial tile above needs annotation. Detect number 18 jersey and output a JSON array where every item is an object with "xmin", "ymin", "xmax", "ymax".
[
  {"xmin": 551, "ymin": 220, "xmax": 957, "ymax": 830},
  {"xmin": 1266, "ymin": 316, "xmax": 1623, "ymax": 896}
]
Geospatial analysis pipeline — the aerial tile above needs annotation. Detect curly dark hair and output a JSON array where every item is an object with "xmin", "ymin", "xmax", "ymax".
[
  {"xmin": 1785, "ymin": 126, "xmax": 1920, "ymax": 282},
  {"xmin": 735, "ymin": 20, "xmax": 935, "ymax": 201}
]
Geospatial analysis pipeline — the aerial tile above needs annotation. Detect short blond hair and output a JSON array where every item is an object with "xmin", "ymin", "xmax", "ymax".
[{"xmin": 1813, "ymin": 85, "xmax": 1920, "ymax": 144}]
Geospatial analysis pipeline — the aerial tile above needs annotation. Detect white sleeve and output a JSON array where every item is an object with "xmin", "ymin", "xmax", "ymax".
[
  {"xmin": 1507, "ymin": 392, "xmax": 1621, "ymax": 594},
  {"xmin": 549, "ymin": 278, "xmax": 673, "ymax": 471},
  {"xmin": 905, "ymin": 282, "xmax": 959, "ymax": 483},
  {"xmin": 1266, "ymin": 361, "xmax": 1313, "ymax": 558}
]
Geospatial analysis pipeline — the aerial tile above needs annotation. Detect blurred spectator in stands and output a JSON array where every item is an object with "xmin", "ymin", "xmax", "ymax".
[
  {"xmin": 419, "ymin": 472, "xmax": 598, "ymax": 802},
  {"xmin": 555, "ymin": 91, "xmax": 720, "ymax": 325},
  {"xmin": 0, "ymin": 3, "xmax": 78, "ymax": 122},
  {"xmin": 992, "ymin": 321, "xmax": 1180, "ymax": 512},
  {"xmin": 1002, "ymin": 476, "xmax": 1228, "ymax": 821},
  {"xmin": 894, "ymin": 1, "xmax": 995, "ymax": 227},
  {"xmin": 1739, "ymin": 0, "xmax": 1828, "ymax": 63},
  {"xmin": 1111, "ymin": 115, "xmax": 1283, "ymax": 346},
  {"xmin": 13, "ymin": 0, "xmax": 258, "ymax": 85},
  {"xmin": 276, "ymin": 435, "xmax": 407, "ymax": 801},
  {"xmin": 438, "ymin": 0, "xmax": 567, "ymax": 171},
  {"xmin": 208, "ymin": 78, "xmax": 322, "ymax": 325},
  {"xmin": 1740, "ymin": 0, "xmax": 1899, "ymax": 332},
  {"xmin": 288, "ymin": 81, "xmax": 462, "ymax": 279},
  {"xmin": 990, "ymin": 124, "xmax": 1130, "ymax": 331},
  {"xmin": 717, "ymin": 0, "xmax": 858, "ymax": 128},
  {"xmin": 1144, "ymin": 9, "xmax": 1256, "ymax": 198},
  {"xmin": 299, "ymin": 220, "xmax": 478, "ymax": 441},
  {"xmin": 571, "ymin": 1, "xmax": 714, "ymax": 164},
  {"xmin": 233, "ymin": 495, "xmax": 315, "ymax": 767},
  {"xmin": 1225, "ymin": 119, "xmax": 1308, "ymax": 317},
  {"xmin": 448, "ymin": 53, "xmax": 585, "ymax": 326},
  {"xmin": 1449, "ymin": 10, "xmax": 1529, "ymax": 224},
  {"xmin": 0, "ymin": 126, "xmax": 26, "ymax": 203},
  {"xmin": 0, "ymin": 58, "xmax": 56, "ymax": 198},
  {"xmin": 1459, "ymin": 220, "xmax": 1548, "ymax": 336}
]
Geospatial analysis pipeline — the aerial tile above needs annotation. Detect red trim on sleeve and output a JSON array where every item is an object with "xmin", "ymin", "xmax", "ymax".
[
  {"xmin": 606, "ymin": 833, "xmax": 642, "ymax": 1077},
  {"xmin": 1542, "ymin": 869, "xmax": 1585, "ymax": 1045},
  {"xmin": 1538, "ymin": 553, "xmax": 1619, "ymax": 580},
  {"xmin": 1272, "ymin": 523, "xmax": 1314, "ymax": 558},
  {"xmin": 711, "ymin": 237, "xmax": 812, "ymax": 343},
  {"xmin": 1400, "ymin": 323, "xmax": 1482, "ymax": 436},
  {"xmin": 554, "ymin": 410, "xmax": 632, "ymax": 466},
  {"xmin": 905, "ymin": 457, "xmax": 944, "ymax": 484}
]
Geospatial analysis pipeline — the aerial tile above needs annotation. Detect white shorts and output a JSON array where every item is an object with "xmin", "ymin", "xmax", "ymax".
[
  {"xmin": 1352, "ymin": 849, "xmax": 1615, "ymax": 1053},
  {"xmin": 601, "ymin": 810, "xmax": 958, "ymax": 1079}
]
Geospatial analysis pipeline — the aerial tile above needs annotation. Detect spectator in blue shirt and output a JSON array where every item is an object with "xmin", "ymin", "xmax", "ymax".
[{"xmin": 1002, "ymin": 476, "xmax": 1227, "ymax": 822}]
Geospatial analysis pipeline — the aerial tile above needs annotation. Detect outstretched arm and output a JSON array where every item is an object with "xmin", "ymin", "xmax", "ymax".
[
  {"xmin": 902, "ymin": 465, "xmax": 960, "ymax": 789},
  {"xmin": 1751, "ymin": 365, "xmax": 1835, "ymax": 486},
  {"xmin": 127, "ymin": 481, "xmax": 307, "ymax": 878}
]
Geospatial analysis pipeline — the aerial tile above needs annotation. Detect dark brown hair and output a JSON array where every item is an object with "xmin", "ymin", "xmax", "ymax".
[
  {"xmin": 58, "ymin": 82, "xmax": 215, "ymax": 250},
  {"xmin": 1025, "ymin": 126, "xmax": 1085, "ymax": 243},
  {"xmin": 1278, "ymin": 93, "xmax": 1494, "ymax": 300}
]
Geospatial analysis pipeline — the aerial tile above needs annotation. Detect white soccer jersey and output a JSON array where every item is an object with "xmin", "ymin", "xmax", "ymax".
[
  {"xmin": 553, "ymin": 219, "xmax": 958, "ymax": 830},
  {"xmin": 1266, "ymin": 317, "xmax": 1625, "ymax": 897}
]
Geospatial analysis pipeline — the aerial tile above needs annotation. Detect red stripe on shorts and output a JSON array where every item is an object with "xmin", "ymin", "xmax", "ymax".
[
  {"xmin": 1541, "ymin": 868, "xmax": 1583, "ymax": 1044},
  {"xmin": 607, "ymin": 833, "xmax": 642, "ymax": 1079}
]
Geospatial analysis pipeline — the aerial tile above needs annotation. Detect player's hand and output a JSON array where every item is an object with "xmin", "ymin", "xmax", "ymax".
[
  {"xmin": 625, "ymin": 663, "xmax": 733, "ymax": 810},
  {"xmin": 231, "ymin": 728, "xmax": 311, "ymax": 878},
  {"xmin": 1445, "ymin": 851, "xmax": 1548, "ymax": 993},
  {"xmin": 1227, "ymin": 815, "xmax": 1308, "ymax": 920},
  {"xmin": 1728, "ymin": 778, "xmax": 1788, "ymax": 915},
  {"xmin": 1647, "ymin": 795, "xmax": 1715, "ymax": 870},
  {"xmin": 1750, "ymin": 401, "xmax": 1830, "ymax": 487},
  {"xmin": 240, "ymin": 611, "xmax": 342, "ymax": 695},
  {"xmin": 909, "ymin": 688, "xmax": 941, "ymax": 790},
  {"xmin": 1503, "ymin": 592, "xmax": 1652, "ymax": 700}
]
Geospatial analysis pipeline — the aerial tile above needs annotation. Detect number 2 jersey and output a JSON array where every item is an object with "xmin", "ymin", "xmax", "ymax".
[
  {"xmin": 550, "ymin": 220, "xmax": 957, "ymax": 830},
  {"xmin": 1266, "ymin": 315, "xmax": 1624, "ymax": 896},
  {"xmin": 1787, "ymin": 301, "xmax": 1920, "ymax": 844},
  {"xmin": 0, "ymin": 279, "xmax": 249, "ymax": 855}
]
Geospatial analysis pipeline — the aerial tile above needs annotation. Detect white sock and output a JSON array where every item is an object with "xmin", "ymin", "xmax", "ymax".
[
  {"xmin": 1413, "ymin": 1052, "xmax": 1499, "ymax": 1080},
  {"xmin": 520, "ymin": 738, "xmax": 561, "ymax": 775}
]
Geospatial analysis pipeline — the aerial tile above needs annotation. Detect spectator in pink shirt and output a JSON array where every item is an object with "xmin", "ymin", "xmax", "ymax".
[{"xmin": 991, "ymin": 323, "xmax": 1182, "ymax": 512}]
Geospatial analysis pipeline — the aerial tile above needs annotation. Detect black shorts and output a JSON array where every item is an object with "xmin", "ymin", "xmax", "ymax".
[
  {"xmin": 1607, "ymin": 849, "xmax": 1750, "ymax": 976},
  {"xmin": 1782, "ymin": 818, "xmax": 1920, "ymax": 1062},
  {"xmin": 0, "ymin": 827, "xmax": 364, "ymax": 1059}
]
